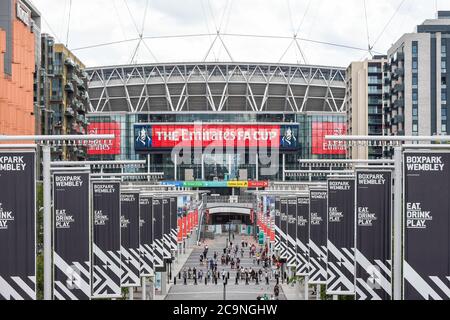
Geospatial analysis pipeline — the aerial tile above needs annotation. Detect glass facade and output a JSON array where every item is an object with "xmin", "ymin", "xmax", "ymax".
[{"xmin": 86, "ymin": 112, "xmax": 346, "ymax": 183}]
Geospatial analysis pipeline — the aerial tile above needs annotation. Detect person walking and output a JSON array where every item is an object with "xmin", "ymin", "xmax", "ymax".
[
  {"xmin": 274, "ymin": 284, "xmax": 280, "ymax": 300},
  {"xmin": 265, "ymin": 270, "xmax": 269, "ymax": 285}
]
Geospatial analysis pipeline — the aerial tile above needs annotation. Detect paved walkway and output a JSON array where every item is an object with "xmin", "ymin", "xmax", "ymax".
[{"xmin": 165, "ymin": 233, "xmax": 286, "ymax": 300}]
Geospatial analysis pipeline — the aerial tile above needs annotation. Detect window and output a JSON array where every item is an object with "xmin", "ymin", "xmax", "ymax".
[
  {"xmin": 412, "ymin": 108, "xmax": 418, "ymax": 116},
  {"xmin": 412, "ymin": 74, "xmax": 418, "ymax": 85},
  {"xmin": 412, "ymin": 92, "xmax": 418, "ymax": 101},
  {"xmin": 412, "ymin": 41, "xmax": 418, "ymax": 57},
  {"xmin": 412, "ymin": 60, "xmax": 418, "ymax": 70},
  {"xmin": 442, "ymin": 90, "xmax": 447, "ymax": 101},
  {"xmin": 442, "ymin": 60, "xmax": 447, "ymax": 71},
  {"xmin": 412, "ymin": 124, "xmax": 418, "ymax": 132},
  {"xmin": 442, "ymin": 124, "xmax": 447, "ymax": 133}
]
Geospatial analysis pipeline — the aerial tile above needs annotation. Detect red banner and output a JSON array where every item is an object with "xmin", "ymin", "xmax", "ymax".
[
  {"xmin": 182, "ymin": 215, "xmax": 187, "ymax": 239},
  {"xmin": 248, "ymin": 180, "xmax": 269, "ymax": 188},
  {"xmin": 312, "ymin": 122, "xmax": 347, "ymax": 155},
  {"xmin": 87, "ymin": 122, "xmax": 121, "ymax": 155},
  {"xmin": 187, "ymin": 212, "xmax": 192, "ymax": 234},
  {"xmin": 194, "ymin": 209, "xmax": 198, "ymax": 228},
  {"xmin": 147, "ymin": 124, "xmax": 282, "ymax": 148},
  {"xmin": 177, "ymin": 217, "xmax": 182, "ymax": 242}
]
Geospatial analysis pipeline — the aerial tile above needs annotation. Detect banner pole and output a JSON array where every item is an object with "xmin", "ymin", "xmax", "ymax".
[
  {"xmin": 304, "ymin": 275, "xmax": 309, "ymax": 300},
  {"xmin": 43, "ymin": 144, "xmax": 52, "ymax": 300},
  {"xmin": 142, "ymin": 278, "xmax": 146, "ymax": 300},
  {"xmin": 393, "ymin": 146, "xmax": 402, "ymax": 300},
  {"xmin": 129, "ymin": 287, "xmax": 134, "ymax": 300}
]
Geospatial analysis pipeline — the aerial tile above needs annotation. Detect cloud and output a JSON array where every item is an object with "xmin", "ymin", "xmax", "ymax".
[{"xmin": 30, "ymin": 0, "xmax": 441, "ymax": 68}]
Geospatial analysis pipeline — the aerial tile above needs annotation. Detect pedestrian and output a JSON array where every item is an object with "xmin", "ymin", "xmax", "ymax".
[
  {"xmin": 274, "ymin": 284, "xmax": 280, "ymax": 299},
  {"xmin": 265, "ymin": 271, "xmax": 269, "ymax": 285}
]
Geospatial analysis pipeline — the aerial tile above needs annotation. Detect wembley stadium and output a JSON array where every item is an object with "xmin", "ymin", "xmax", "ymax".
[{"xmin": 85, "ymin": 62, "xmax": 347, "ymax": 193}]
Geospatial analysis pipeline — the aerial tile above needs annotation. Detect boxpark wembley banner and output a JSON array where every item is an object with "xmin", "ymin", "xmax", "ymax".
[
  {"xmin": 134, "ymin": 123, "xmax": 299, "ymax": 151},
  {"xmin": 53, "ymin": 172, "xmax": 91, "ymax": 300},
  {"xmin": 153, "ymin": 197, "xmax": 165, "ymax": 271},
  {"xmin": 403, "ymin": 151, "xmax": 450, "ymax": 300},
  {"xmin": 120, "ymin": 192, "xmax": 140, "ymax": 287},
  {"xmin": 327, "ymin": 177, "xmax": 355, "ymax": 295},
  {"xmin": 170, "ymin": 197, "xmax": 178, "ymax": 252},
  {"xmin": 163, "ymin": 198, "xmax": 172, "ymax": 260},
  {"xmin": 296, "ymin": 195, "xmax": 309, "ymax": 276},
  {"xmin": 279, "ymin": 198, "xmax": 288, "ymax": 259},
  {"xmin": 355, "ymin": 171, "xmax": 392, "ymax": 300},
  {"xmin": 274, "ymin": 197, "xmax": 281, "ymax": 252},
  {"xmin": 308, "ymin": 189, "xmax": 328, "ymax": 284},
  {"xmin": 92, "ymin": 181, "xmax": 122, "ymax": 298},
  {"xmin": 0, "ymin": 151, "xmax": 36, "ymax": 300},
  {"xmin": 286, "ymin": 197, "xmax": 297, "ymax": 267},
  {"xmin": 140, "ymin": 195, "xmax": 154, "ymax": 277}
]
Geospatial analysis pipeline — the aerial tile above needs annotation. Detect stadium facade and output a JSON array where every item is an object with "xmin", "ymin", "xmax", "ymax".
[{"xmin": 85, "ymin": 62, "xmax": 347, "ymax": 193}]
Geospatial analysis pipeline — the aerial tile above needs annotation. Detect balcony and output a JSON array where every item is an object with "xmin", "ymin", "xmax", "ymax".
[
  {"xmin": 64, "ymin": 107, "xmax": 74, "ymax": 118},
  {"xmin": 392, "ymin": 83, "xmax": 404, "ymax": 93},
  {"xmin": 394, "ymin": 67, "xmax": 404, "ymax": 77},
  {"xmin": 64, "ymin": 83, "xmax": 74, "ymax": 93},
  {"xmin": 368, "ymin": 98, "xmax": 382, "ymax": 105},
  {"xmin": 384, "ymin": 106, "xmax": 391, "ymax": 113},
  {"xmin": 383, "ymin": 63, "xmax": 390, "ymax": 72},
  {"xmin": 395, "ymin": 52, "xmax": 404, "ymax": 61},
  {"xmin": 384, "ymin": 78, "xmax": 390, "ymax": 86},
  {"xmin": 390, "ymin": 117, "xmax": 398, "ymax": 125},
  {"xmin": 392, "ymin": 99, "xmax": 404, "ymax": 109},
  {"xmin": 65, "ymin": 58, "xmax": 76, "ymax": 68},
  {"xmin": 75, "ymin": 102, "xmax": 85, "ymax": 114}
]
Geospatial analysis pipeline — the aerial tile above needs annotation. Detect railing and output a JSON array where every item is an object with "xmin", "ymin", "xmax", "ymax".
[{"xmin": 206, "ymin": 195, "xmax": 255, "ymax": 204}]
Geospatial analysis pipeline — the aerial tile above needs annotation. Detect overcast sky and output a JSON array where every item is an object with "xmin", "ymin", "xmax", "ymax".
[{"xmin": 30, "ymin": 0, "xmax": 447, "ymax": 68}]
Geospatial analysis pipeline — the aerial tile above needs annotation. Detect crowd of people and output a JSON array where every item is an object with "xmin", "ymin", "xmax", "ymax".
[{"xmin": 177, "ymin": 234, "xmax": 282, "ymax": 300}]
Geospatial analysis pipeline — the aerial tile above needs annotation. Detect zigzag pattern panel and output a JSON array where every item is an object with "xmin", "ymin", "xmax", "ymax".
[
  {"xmin": 326, "ymin": 241, "xmax": 355, "ymax": 295},
  {"xmin": 120, "ymin": 247, "xmax": 140, "ymax": 287},
  {"xmin": 355, "ymin": 250, "xmax": 391, "ymax": 300},
  {"xmin": 92, "ymin": 245, "xmax": 122, "ymax": 298},
  {"xmin": 153, "ymin": 239, "xmax": 165, "ymax": 269},
  {"xmin": 404, "ymin": 261, "xmax": 450, "ymax": 300},
  {"xmin": 54, "ymin": 253, "xmax": 91, "ymax": 300},
  {"xmin": 140, "ymin": 244, "xmax": 154, "ymax": 277},
  {"xmin": 308, "ymin": 240, "xmax": 327, "ymax": 284},
  {"xmin": 0, "ymin": 276, "xmax": 36, "ymax": 300}
]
